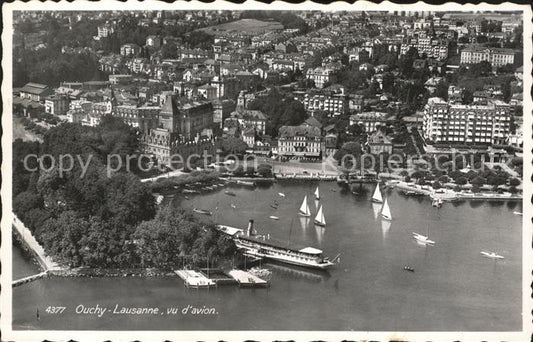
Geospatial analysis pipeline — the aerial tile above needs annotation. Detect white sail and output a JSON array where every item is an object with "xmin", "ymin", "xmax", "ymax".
[
  {"xmin": 314, "ymin": 186, "xmax": 320, "ymax": 200},
  {"xmin": 314, "ymin": 205, "xmax": 326, "ymax": 226},
  {"xmin": 371, "ymin": 184, "xmax": 383, "ymax": 203},
  {"xmin": 381, "ymin": 198, "xmax": 392, "ymax": 220},
  {"xmin": 299, "ymin": 195, "xmax": 311, "ymax": 217}
]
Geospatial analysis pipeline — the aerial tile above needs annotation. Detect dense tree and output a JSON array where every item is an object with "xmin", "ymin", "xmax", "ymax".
[
  {"xmin": 432, "ymin": 181, "xmax": 442, "ymax": 190},
  {"xmin": 248, "ymin": 88, "xmax": 307, "ymax": 137},
  {"xmin": 13, "ymin": 139, "xmax": 41, "ymax": 197},
  {"xmin": 471, "ymin": 176, "xmax": 486, "ymax": 186},
  {"xmin": 183, "ymin": 31, "xmax": 213, "ymax": 49},
  {"xmin": 257, "ymin": 164, "xmax": 273, "ymax": 178},
  {"xmin": 221, "ymin": 136, "xmax": 248, "ymax": 155},
  {"xmin": 434, "ymin": 81, "xmax": 449, "ymax": 101},
  {"xmin": 399, "ymin": 47, "xmax": 419, "ymax": 77},
  {"xmin": 467, "ymin": 61, "xmax": 493, "ymax": 77},
  {"xmin": 509, "ymin": 178, "xmax": 521, "ymax": 186},
  {"xmin": 161, "ymin": 41, "xmax": 178, "ymax": 59},
  {"xmin": 334, "ymin": 141, "xmax": 364, "ymax": 169},
  {"xmin": 39, "ymin": 211, "xmax": 90, "ymax": 267},
  {"xmin": 133, "ymin": 206, "xmax": 236, "ymax": 268}
]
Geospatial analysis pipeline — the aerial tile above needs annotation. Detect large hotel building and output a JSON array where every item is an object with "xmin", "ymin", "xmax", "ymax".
[{"xmin": 423, "ymin": 97, "xmax": 510, "ymax": 145}]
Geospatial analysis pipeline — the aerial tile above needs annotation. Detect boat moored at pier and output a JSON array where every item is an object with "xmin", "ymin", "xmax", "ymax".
[{"xmin": 217, "ymin": 220, "xmax": 338, "ymax": 270}]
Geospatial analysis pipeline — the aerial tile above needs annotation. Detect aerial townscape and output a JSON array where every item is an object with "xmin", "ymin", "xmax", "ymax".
[{"xmin": 10, "ymin": 9, "xmax": 526, "ymax": 332}]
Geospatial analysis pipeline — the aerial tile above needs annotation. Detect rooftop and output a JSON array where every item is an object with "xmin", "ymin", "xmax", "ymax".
[{"xmin": 279, "ymin": 125, "xmax": 321, "ymax": 138}]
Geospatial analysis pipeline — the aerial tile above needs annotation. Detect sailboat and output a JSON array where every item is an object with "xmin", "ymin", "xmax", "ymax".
[
  {"xmin": 371, "ymin": 184, "xmax": 383, "ymax": 203},
  {"xmin": 413, "ymin": 232, "xmax": 435, "ymax": 245},
  {"xmin": 314, "ymin": 186, "xmax": 320, "ymax": 200},
  {"xmin": 314, "ymin": 205, "xmax": 326, "ymax": 227},
  {"xmin": 299, "ymin": 195, "xmax": 311, "ymax": 217},
  {"xmin": 381, "ymin": 198, "xmax": 392, "ymax": 220}
]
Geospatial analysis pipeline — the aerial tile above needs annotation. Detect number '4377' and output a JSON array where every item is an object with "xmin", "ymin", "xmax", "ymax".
[{"xmin": 45, "ymin": 306, "xmax": 66, "ymax": 314}]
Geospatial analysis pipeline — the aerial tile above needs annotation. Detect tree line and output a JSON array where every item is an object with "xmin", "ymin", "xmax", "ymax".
[{"xmin": 13, "ymin": 117, "xmax": 235, "ymax": 268}]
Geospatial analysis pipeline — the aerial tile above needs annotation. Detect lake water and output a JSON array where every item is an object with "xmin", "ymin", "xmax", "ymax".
[{"xmin": 12, "ymin": 181, "xmax": 523, "ymax": 331}]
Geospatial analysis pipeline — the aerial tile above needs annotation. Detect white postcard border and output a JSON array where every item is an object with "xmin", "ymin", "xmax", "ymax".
[{"xmin": 1, "ymin": 1, "xmax": 532, "ymax": 341}]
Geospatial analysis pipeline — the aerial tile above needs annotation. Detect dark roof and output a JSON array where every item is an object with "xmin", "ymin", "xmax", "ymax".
[
  {"xmin": 368, "ymin": 130, "xmax": 392, "ymax": 145},
  {"xmin": 279, "ymin": 125, "xmax": 321, "ymax": 138},
  {"xmin": 303, "ymin": 116, "xmax": 323, "ymax": 129},
  {"xmin": 20, "ymin": 83, "xmax": 50, "ymax": 95},
  {"xmin": 231, "ymin": 109, "xmax": 266, "ymax": 120}
]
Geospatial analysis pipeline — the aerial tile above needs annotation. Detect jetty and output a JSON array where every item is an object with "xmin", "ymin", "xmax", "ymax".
[
  {"xmin": 227, "ymin": 269, "xmax": 269, "ymax": 288},
  {"xmin": 198, "ymin": 268, "xmax": 237, "ymax": 286},
  {"xmin": 12, "ymin": 271, "xmax": 48, "ymax": 287},
  {"xmin": 174, "ymin": 270, "xmax": 216, "ymax": 289}
]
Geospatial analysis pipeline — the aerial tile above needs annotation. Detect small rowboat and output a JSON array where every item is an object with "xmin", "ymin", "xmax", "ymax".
[{"xmin": 403, "ymin": 266, "xmax": 414, "ymax": 272}]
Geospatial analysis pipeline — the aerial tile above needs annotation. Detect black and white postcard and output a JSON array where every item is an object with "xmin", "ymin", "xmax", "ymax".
[{"xmin": 1, "ymin": 1, "xmax": 532, "ymax": 341}]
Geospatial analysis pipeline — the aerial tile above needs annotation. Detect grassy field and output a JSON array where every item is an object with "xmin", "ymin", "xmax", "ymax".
[{"xmin": 199, "ymin": 19, "xmax": 283, "ymax": 36}]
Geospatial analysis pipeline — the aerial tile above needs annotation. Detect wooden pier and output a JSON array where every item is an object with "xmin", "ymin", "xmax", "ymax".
[
  {"xmin": 227, "ymin": 270, "xmax": 269, "ymax": 288},
  {"xmin": 174, "ymin": 270, "xmax": 216, "ymax": 289},
  {"xmin": 198, "ymin": 268, "xmax": 237, "ymax": 286}
]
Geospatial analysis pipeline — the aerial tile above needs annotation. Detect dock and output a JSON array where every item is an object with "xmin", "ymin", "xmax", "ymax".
[
  {"xmin": 198, "ymin": 268, "xmax": 237, "ymax": 286},
  {"xmin": 174, "ymin": 270, "xmax": 216, "ymax": 289},
  {"xmin": 228, "ymin": 269, "xmax": 269, "ymax": 288}
]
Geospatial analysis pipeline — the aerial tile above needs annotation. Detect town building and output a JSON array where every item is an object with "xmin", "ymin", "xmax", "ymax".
[
  {"xmin": 212, "ymin": 99, "xmax": 235, "ymax": 128},
  {"xmin": 306, "ymin": 67, "xmax": 335, "ymax": 88},
  {"xmin": 66, "ymin": 107, "xmax": 87, "ymax": 124},
  {"xmin": 400, "ymin": 37, "xmax": 449, "ymax": 60},
  {"xmin": 114, "ymin": 105, "xmax": 161, "ymax": 133},
  {"xmin": 197, "ymin": 84, "xmax": 218, "ymax": 100},
  {"xmin": 349, "ymin": 112, "xmax": 391, "ymax": 133},
  {"xmin": 142, "ymin": 128, "xmax": 219, "ymax": 165},
  {"xmin": 349, "ymin": 94, "xmax": 365, "ymax": 112},
  {"xmin": 158, "ymin": 95, "xmax": 214, "ymax": 140},
  {"xmin": 97, "ymin": 24, "xmax": 114, "ymax": 39},
  {"xmin": 145, "ymin": 35, "xmax": 161, "ymax": 48},
  {"xmin": 20, "ymin": 82, "xmax": 53, "ymax": 102},
  {"xmin": 367, "ymin": 130, "xmax": 393, "ymax": 155},
  {"xmin": 277, "ymin": 125, "xmax": 324, "ymax": 159},
  {"xmin": 226, "ymin": 109, "xmax": 267, "ymax": 135},
  {"xmin": 109, "ymin": 74, "xmax": 133, "ymax": 85},
  {"xmin": 460, "ymin": 46, "xmax": 515, "ymax": 67},
  {"xmin": 44, "ymin": 94, "xmax": 69, "ymax": 115},
  {"xmin": 302, "ymin": 92, "xmax": 347, "ymax": 117},
  {"xmin": 120, "ymin": 43, "xmax": 142, "ymax": 56},
  {"xmin": 423, "ymin": 97, "xmax": 511, "ymax": 145}
]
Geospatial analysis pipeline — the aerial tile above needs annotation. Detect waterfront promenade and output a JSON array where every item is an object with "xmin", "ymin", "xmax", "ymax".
[
  {"xmin": 391, "ymin": 181, "xmax": 522, "ymax": 201},
  {"xmin": 12, "ymin": 214, "xmax": 62, "ymax": 286}
]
